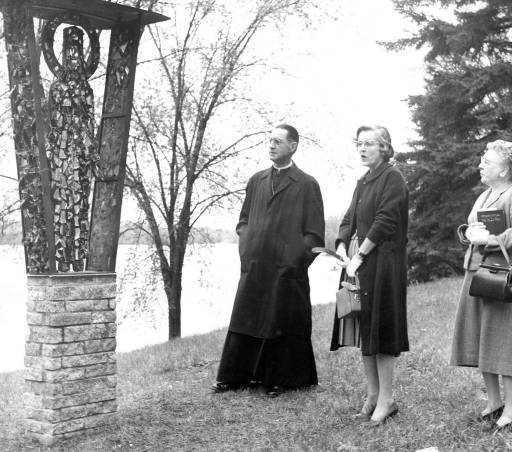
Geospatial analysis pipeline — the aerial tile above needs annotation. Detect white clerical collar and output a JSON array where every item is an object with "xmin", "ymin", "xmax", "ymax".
[{"xmin": 273, "ymin": 160, "xmax": 293, "ymax": 171}]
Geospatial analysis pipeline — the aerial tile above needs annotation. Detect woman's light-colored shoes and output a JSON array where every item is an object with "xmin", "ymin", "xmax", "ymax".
[
  {"xmin": 354, "ymin": 400, "xmax": 377, "ymax": 420},
  {"xmin": 367, "ymin": 402, "xmax": 399, "ymax": 427},
  {"xmin": 477, "ymin": 405, "xmax": 504, "ymax": 422},
  {"xmin": 487, "ymin": 414, "xmax": 512, "ymax": 434}
]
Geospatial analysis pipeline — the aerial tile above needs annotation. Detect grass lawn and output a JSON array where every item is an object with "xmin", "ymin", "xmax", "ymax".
[{"xmin": 1, "ymin": 276, "xmax": 512, "ymax": 451}]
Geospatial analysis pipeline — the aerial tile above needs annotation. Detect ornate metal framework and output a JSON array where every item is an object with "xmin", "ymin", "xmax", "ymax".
[
  {"xmin": 4, "ymin": 1, "xmax": 50, "ymax": 273},
  {"xmin": 2, "ymin": 0, "xmax": 168, "ymax": 274}
]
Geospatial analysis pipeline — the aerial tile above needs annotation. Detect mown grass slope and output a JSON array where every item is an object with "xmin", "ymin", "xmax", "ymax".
[{"xmin": 1, "ymin": 276, "xmax": 511, "ymax": 451}]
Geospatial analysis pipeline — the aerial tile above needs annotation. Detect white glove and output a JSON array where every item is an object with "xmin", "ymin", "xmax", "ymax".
[
  {"xmin": 325, "ymin": 244, "xmax": 349, "ymax": 269},
  {"xmin": 465, "ymin": 224, "xmax": 490, "ymax": 245},
  {"xmin": 336, "ymin": 244, "xmax": 350, "ymax": 264},
  {"xmin": 346, "ymin": 255, "xmax": 363, "ymax": 277}
]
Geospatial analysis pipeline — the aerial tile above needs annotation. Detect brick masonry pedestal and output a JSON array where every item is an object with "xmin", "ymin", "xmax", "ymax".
[{"xmin": 24, "ymin": 273, "xmax": 117, "ymax": 445}]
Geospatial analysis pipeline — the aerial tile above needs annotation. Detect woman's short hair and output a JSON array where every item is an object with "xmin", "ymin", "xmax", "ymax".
[
  {"xmin": 356, "ymin": 125, "xmax": 394, "ymax": 162},
  {"xmin": 486, "ymin": 139, "xmax": 512, "ymax": 176}
]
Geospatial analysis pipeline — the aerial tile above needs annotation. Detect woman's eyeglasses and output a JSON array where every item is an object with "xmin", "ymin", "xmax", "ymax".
[{"xmin": 353, "ymin": 139, "xmax": 380, "ymax": 148}]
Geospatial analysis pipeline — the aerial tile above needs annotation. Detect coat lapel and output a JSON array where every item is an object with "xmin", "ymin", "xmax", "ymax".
[
  {"xmin": 268, "ymin": 163, "xmax": 299, "ymax": 205},
  {"xmin": 259, "ymin": 167, "xmax": 273, "ymax": 201},
  {"xmin": 362, "ymin": 162, "xmax": 392, "ymax": 182}
]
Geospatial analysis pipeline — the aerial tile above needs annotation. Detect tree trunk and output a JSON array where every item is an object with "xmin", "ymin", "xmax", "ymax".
[
  {"xmin": 165, "ymin": 267, "xmax": 182, "ymax": 339},
  {"xmin": 164, "ymin": 232, "xmax": 187, "ymax": 339}
]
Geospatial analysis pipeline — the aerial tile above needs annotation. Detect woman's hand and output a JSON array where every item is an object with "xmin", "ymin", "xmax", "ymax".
[
  {"xmin": 465, "ymin": 221, "xmax": 490, "ymax": 245},
  {"xmin": 330, "ymin": 243, "xmax": 350, "ymax": 269},
  {"xmin": 346, "ymin": 255, "xmax": 364, "ymax": 277},
  {"xmin": 336, "ymin": 243, "xmax": 350, "ymax": 264}
]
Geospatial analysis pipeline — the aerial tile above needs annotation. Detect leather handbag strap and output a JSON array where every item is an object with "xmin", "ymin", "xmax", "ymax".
[
  {"xmin": 496, "ymin": 235, "xmax": 511, "ymax": 266},
  {"xmin": 345, "ymin": 275, "xmax": 360, "ymax": 288}
]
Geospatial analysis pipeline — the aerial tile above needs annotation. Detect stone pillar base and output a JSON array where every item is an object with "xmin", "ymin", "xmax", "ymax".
[{"xmin": 24, "ymin": 272, "xmax": 117, "ymax": 445}]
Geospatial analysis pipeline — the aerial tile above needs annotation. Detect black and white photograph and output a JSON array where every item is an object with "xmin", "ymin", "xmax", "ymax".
[{"xmin": 0, "ymin": 0, "xmax": 511, "ymax": 451}]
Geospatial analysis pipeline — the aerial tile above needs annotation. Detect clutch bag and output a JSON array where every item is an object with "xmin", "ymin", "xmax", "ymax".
[{"xmin": 336, "ymin": 279, "xmax": 361, "ymax": 319}]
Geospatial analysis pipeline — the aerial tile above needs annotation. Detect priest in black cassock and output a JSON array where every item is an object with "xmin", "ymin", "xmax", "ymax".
[{"xmin": 213, "ymin": 124, "xmax": 325, "ymax": 397}]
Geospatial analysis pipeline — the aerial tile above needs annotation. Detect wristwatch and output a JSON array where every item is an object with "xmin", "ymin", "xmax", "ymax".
[{"xmin": 356, "ymin": 250, "xmax": 367, "ymax": 259}]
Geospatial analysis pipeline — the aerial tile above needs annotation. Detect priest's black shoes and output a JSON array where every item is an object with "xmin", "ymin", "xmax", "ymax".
[
  {"xmin": 211, "ymin": 382, "xmax": 245, "ymax": 393},
  {"xmin": 266, "ymin": 385, "xmax": 285, "ymax": 397}
]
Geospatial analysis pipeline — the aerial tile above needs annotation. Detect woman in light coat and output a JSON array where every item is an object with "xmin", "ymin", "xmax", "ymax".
[{"xmin": 452, "ymin": 139, "xmax": 512, "ymax": 431}]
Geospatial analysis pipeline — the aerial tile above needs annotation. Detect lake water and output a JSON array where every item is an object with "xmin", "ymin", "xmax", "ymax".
[{"xmin": 0, "ymin": 244, "xmax": 340, "ymax": 372}]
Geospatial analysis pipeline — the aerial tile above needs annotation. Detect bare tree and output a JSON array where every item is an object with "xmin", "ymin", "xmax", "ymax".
[{"xmin": 124, "ymin": 0, "xmax": 315, "ymax": 339}]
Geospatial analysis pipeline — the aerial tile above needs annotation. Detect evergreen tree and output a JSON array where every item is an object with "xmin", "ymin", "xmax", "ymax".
[{"xmin": 389, "ymin": 0, "xmax": 512, "ymax": 281}]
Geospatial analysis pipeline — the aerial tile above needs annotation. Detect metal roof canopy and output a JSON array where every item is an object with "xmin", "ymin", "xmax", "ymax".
[{"xmin": 29, "ymin": 0, "xmax": 168, "ymax": 29}]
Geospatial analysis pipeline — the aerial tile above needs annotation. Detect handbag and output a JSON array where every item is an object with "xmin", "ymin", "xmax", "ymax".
[
  {"xmin": 336, "ymin": 277, "xmax": 361, "ymax": 318},
  {"xmin": 469, "ymin": 236, "xmax": 512, "ymax": 302}
]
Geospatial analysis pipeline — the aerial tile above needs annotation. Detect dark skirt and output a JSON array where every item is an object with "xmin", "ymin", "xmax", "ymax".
[
  {"xmin": 216, "ymin": 331, "xmax": 318, "ymax": 387},
  {"xmin": 331, "ymin": 237, "xmax": 407, "ymax": 357}
]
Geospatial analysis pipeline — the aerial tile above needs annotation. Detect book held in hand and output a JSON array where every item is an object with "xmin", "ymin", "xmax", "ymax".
[
  {"xmin": 477, "ymin": 208, "xmax": 506, "ymax": 235},
  {"xmin": 312, "ymin": 247, "xmax": 344, "ymax": 262}
]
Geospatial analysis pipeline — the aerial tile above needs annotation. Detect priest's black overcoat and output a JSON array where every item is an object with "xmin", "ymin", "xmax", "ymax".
[{"xmin": 228, "ymin": 164, "xmax": 325, "ymax": 339}]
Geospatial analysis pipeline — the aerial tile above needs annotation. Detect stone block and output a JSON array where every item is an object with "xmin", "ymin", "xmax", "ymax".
[
  {"xmin": 24, "ymin": 392, "xmax": 43, "ymax": 409},
  {"xmin": 66, "ymin": 299, "xmax": 110, "ymax": 312},
  {"xmin": 42, "ymin": 342, "xmax": 85, "ymax": 357},
  {"xmin": 25, "ymin": 418, "xmax": 44, "ymax": 434},
  {"xmin": 25, "ymin": 407, "xmax": 60, "ymax": 423},
  {"xmin": 25, "ymin": 355, "xmax": 62, "ymax": 371},
  {"xmin": 61, "ymin": 376, "xmax": 116, "ymax": 395},
  {"xmin": 50, "ymin": 283, "xmax": 117, "ymax": 301},
  {"xmin": 28, "ymin": 287, "xmax": 48, "ymax": 301},
  {"xmin": 27, "ymin": 312, "xmax": 45, "ymax": 325},
  {"xmin": 84, "ymin": 362, "xmax": 117, "ymax": 378},
  {"xmin": 91, "ymin": 311, "xmax": 116, "ymax": 323},
  {"xmin": 29, "ymin": 326, "xmax": 63, "ymax": 343},
  {"xmin": 25, "ymin": 381, "xmax": 62, "ymax": 396},
  {"xmin": 43, "ymin": 418, "xmax": 85, "ymax": 435},
  {"xmin": 58, "ymin": 400, "xmax": 117, "ymax": 422},
  {"xmin": 25, "ymin": 342, "xmax": 42, "ymax": 356},
  {"xmin": 25, "ymin": 367, "xmax": 44, "ymax": 382},
  {"xmin": 44, "ymin": 367, "xmax": 85, "ymax": 383},
  {"xmin": 84, "ymin": 338, "xmax": 116, "ymax": 353},
  {"xmin": 108, "ymin": 323, "xmax": 117, "ymax": 336},
  {"xmin": 44, "ymin": 388, "xmax": 117, "ymax": 409},
  {"xmin": 84, "ymin": 412, "xmax": 117, "ymax": 429},
  {"xmin": 63, "ymin": 323, "xmax": 115, "ymax": 342},
  {"xmin": 48, "ymin": 312, "xmax": 92, "ymax": 326},
  {"xmin": 45, "ymin": 273, "xmax": 115, "ymax": 286},
  {"xmin": 62, "ymin": 352, "xmax": 115, "ymax": 368},
  {"xmin": 27, "ymin": 275, "xmax": 50, "ymax": 287},
  {"xmin": 109, "ymin": 298, "xmax": 116, "ymax": 309},
  {"xmin": 30, "ymin": 300, "xmax": 66, "ymax": 313},
  {"xmin": 26, "ymin": 433, "xmax": 58, "ymax": 447}
]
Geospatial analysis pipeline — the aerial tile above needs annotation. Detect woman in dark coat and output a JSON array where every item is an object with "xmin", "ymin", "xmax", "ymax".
[{"xmin": 331, "ymin": 125, "xmax": 409, "ymax": 425}]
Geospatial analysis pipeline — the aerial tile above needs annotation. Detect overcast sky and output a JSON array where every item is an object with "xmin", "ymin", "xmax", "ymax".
[
  {"xmin": 0, "ymin": 0, "xmax": 428, "ymax": 228},
  {"xmin": 189, "ymin": 0, "xmax": 428, "ymax": 226}
]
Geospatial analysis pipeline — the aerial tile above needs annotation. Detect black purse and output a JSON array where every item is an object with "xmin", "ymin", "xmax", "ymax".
[{"xmin": 469, "ymin": 236, "xmax": 512, "ymax": 302}]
